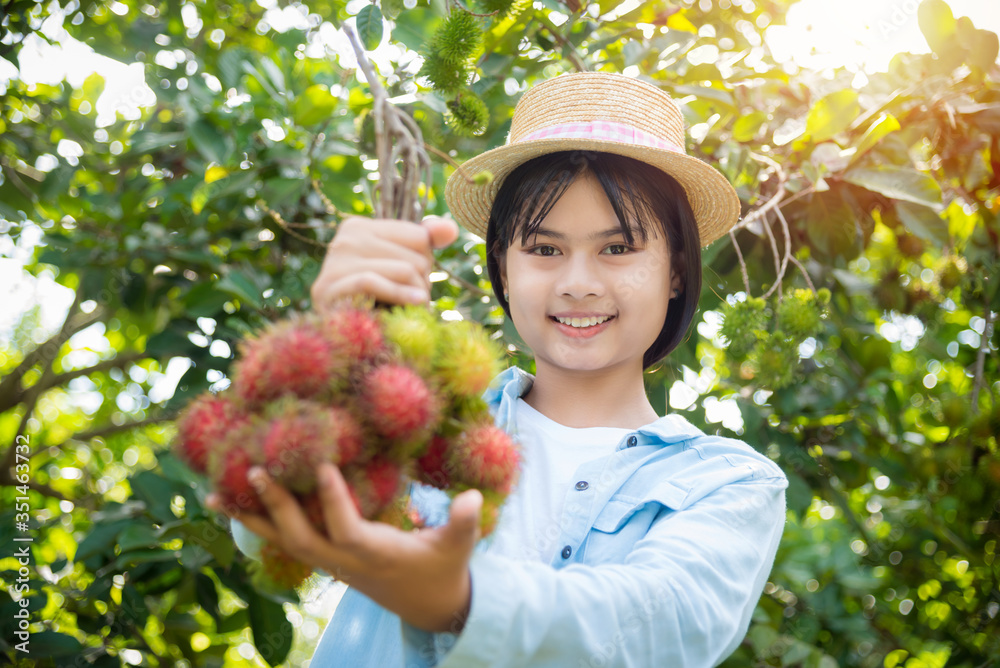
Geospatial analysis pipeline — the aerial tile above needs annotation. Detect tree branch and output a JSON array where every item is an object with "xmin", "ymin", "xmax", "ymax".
[
  {"xmin": 70, "ymin": 413, "xmax": 177, "ymax": 443},
  {"xmin": 535, "ymin": 12, "xmax": 587, "ymax": 73}
]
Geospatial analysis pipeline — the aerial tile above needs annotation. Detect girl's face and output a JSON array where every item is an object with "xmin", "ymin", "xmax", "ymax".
[{"xmin": 500, "ymin": 172, "xmax": 681, "ymax": 378}]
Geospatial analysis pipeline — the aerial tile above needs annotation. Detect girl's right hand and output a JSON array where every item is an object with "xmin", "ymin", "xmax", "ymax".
[{"xmin": 310, "ymin": 215, "xmax": 459, "ymax": 313}]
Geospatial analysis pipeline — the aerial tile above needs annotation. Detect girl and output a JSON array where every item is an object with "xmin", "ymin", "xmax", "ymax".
[{"xmin": 213, "ymin": 71, "xmax": 789, "ymax": 667}]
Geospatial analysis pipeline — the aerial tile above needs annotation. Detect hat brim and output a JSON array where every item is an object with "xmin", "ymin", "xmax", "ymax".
[{"xmin": 445, "ymin": 138, "xmax": 742, "ymax": 248}]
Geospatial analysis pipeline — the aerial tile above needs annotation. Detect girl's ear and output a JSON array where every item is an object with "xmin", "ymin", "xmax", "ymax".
[{"xmin": 670, "ymin": 268, "xmax": 683, "ymax": 296}]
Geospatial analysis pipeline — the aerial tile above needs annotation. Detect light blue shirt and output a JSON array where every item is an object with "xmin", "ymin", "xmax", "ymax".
[{"xmin": 234, "ymin": 366, "xmax": 789, "ymax": 667}]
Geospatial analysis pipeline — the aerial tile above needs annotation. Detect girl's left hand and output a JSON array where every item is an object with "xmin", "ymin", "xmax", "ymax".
[{"xmin": 207, "ymin": 462, "xmax": 483, "ymax": 634}]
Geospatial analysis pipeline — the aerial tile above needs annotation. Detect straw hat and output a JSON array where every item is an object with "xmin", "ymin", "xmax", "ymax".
[{"xmin": 444, "ymin": 71, "xmax": 742, "ymax": 248}]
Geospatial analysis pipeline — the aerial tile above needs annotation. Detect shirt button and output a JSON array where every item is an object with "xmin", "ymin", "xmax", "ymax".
[
  {"xmin": 626, "ymin": 435, "xmax": 638, "ymax": 447},
  {"xmin": 575, "ymin": 480, "xmax": 589, "ymax": 491},
  {"xmin": 561, "ymin": 545, "xmax": 572, "ymax": 559}
]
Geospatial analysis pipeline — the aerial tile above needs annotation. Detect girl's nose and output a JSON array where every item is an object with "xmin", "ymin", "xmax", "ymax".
[{"xmin": 555, "ymin": 253, "xmax": 605, "ymax": 300}]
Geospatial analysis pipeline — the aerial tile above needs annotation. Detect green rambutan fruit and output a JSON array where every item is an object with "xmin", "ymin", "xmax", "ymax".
[
  {"xmin": 476, "ymin": 488, "xmax": 506, "ymax": 538},
  {"xmin": 434, "ymin": 319, "xmax": 504, "ymax": 399},
  {"xmin": 379, "ymin": 305, "xmax": 441, "ymax": 376},
  {"xmin": 751, "ymin": 332, "xmax": 800, "ymax": 390},
  {"xmin": 418, "ymin": 52, "xmax": 469, "ymax": 95},
  {"xmin": 446, "ymin": 94, "xmax": 490, "ymax": 136},
  {"xmin": 718, "ymin": 297, "xmax": 768, "ymax": 358},
  {"xmin": 431, "ymin": 9, "xmax": 481, "ymax": 64},
  {"xmin": 776, "ymin": 289, "xmax": 824, "ymax": 339}
]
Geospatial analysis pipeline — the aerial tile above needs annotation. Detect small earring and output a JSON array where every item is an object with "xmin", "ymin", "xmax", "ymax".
[
  {"xmin": 672, "ymin": 289, "xmax": 680, "ymax": 299},
  {"xmin": 503, "ymin": 292, "xmax": 509, "ymax": 301}
]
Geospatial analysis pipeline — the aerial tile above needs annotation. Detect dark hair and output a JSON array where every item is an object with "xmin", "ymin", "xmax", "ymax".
[{"xmin": 485, "ymin": 150, "xmax": 702, "ymax": 369}]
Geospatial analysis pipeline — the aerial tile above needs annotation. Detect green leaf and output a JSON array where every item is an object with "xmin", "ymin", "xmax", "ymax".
[
  {"xmin": 130, "ymin": 470, "xmax": 179, "ymax": 523},
  {"xmin": 732, "ymin": 111, "xmax": 767, "ymax": 143},
  {"xmin": 247, "ymin": 589, "xmax": 294, "ymax": 664},
  {"xmin": 804, "ymin": 90, "xmax": 859, "ymax": 143},
  {"xmin": 75, "ymin": 519, "xmax": 133, "ymax": 566},
  {"xmin": 28, "ymin": 631, "xmax": 83, "ymax": 658},
  {"xmin": 293, "ymin": 84, "xmax": 339, "ymax": 126},
  {"xmin": 117, "ymin": 524, "xmax": 161, "ymax": 552},
  {"xmin": 356, "ymin": 5, "xmax": 384, "ymax": 51},
  {"xmin": 918, "ymin": 0, "xmax": 956, "ymax": 55},
  {"xmin": 896, "ymin": 201, "xmax": 948, "ymax": 245},
  {"xmin": 189, "ymin": 120, "xmax": 232, "ymax": 165},
  {"xmin": 843, "ymin": 166, "xmax": 943, "ymax": 209},
  {"xmin": 852, "ymin": 112, "xmax": 900, "ymax": 161},
  {"xmin": 217, "ymin": 270, "xmax": 263, "ymax": 309}
]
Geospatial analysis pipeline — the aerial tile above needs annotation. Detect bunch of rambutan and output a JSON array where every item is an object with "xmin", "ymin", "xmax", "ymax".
[{"xmin": 172, "ymin": 300, "xmax": 520, "ymax": 592}]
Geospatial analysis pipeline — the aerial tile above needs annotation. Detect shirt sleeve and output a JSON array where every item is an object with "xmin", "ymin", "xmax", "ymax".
[{"xmin": 402, "ymin": 475, "xmax": 788, "ymax": 668}]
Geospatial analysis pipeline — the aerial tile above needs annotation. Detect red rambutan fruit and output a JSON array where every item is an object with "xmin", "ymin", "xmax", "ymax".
[
  {"xmin": 323, "ymin": 305, "xmax": 386, "ymax": 363},
  {"xmin": 415, "ymin": 434, "xmax": 453, "ymax": 490},
  {"xmin": 257, "ymin": 542, "xmax": 313, "ymax": 591},
  {"xmin": 262, "ymin": 400, "xmax": 364, "ymax": 494},
  {"xmin": 174, "ymin": 392, "xmax": 249, "ymax": 475},
  {"xmin": 347, "ymin": 457, "xmax": 404, "ymax": 519},
  {"xmin": 360, "ymin": 364, "xmax": 441, "ymax": 440},
  {"xmin": 449, "ymin": 423, "xmax": 521, "ymax": 495},
  {"xmin": 232, "ymin": 314, "xmax": 348, "ymax": 408},
  {"xmin": 211, "ymin": 440, "xmax": 267, "ymax": 516}
]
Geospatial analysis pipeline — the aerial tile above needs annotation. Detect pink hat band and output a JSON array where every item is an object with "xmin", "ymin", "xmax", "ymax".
[{"xmin": 519, "ymin": 121, "xmax": 685, "ymax": 155}]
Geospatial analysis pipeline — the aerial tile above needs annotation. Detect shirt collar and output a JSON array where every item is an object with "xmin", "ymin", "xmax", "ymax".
[{"xmin": 484, "ymin": 366, "xmax": 705, "ymax": 447}]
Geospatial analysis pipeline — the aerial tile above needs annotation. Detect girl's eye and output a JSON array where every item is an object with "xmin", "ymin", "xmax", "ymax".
[
  {"xmin": 529, "ymin": 245, "xmax": 559, "ymax": 256},
  {"xmin": 603, "ymin": 244, "xmax": 633, "ymax": 255}
]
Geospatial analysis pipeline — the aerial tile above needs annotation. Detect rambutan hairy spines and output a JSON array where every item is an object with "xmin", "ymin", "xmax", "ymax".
[
  {"xmin": 260, "ymin": 399, "xmax": 366, "ymax": 493},
  {"xmin": 232, "ymin": 314, "xmax": 348, "ymax": 408},
  {"xmin": 211, "ymin": 437, "xmax": 267, "ymax": 517},
  {"xmin": 450, "ymin": 422, "xmax": 521, "ymax": 495},
  {"xmin": 360, "ymin": 363, "xmax": 442, "ymax": 440},
  {"xmin": 434, "ymin": 320, "xmax": 504, "ymax": 400},
  {"xmin": 415, "ymin": 434, "xmax": 453, "ymax": 490},
  {"xmin": 432, "ymin": 9, "xmax": 482, "ymax": 65},
  {"xmin": 346, "ymin": 457, "xmax": 404, "ymax": 519},
  {"xmin": 379, "ymin": 305, "xmax": 440, "ymax": 376},
  {"xmin": 322, "ymin": 305, "xmax": 386, "ymax": 365},
  {"xmin": 174, "ymin": 392, "xmax": 248, "ymax": 475}
]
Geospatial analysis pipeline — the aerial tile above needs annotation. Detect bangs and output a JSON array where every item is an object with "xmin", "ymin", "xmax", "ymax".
[{"xmin": 492, "ymin": 152, "xmax": 659, "ymax": 250}]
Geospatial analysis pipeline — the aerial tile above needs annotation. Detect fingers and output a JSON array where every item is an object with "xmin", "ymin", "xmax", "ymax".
[
  {"xmin": 441, "ymin": 489, "xmax": 483, "ymax": 550},
  {"xmin": 245, "ymin": 467, "xmax": 324, "ymax": 556},
  {"xmin": 315, "ymin": 271, "xmax": 428, "ymax": 313},
  {"xmin": 317, "ymin": 463, "xmax": 364, "ymax": 547},
  {"xmin": 206, "ymin": 492, "xmax": 281, "ymax": 543},
  {"xmin": 422, "ymin": 216, "xmax": 459, "ymax": 250}
]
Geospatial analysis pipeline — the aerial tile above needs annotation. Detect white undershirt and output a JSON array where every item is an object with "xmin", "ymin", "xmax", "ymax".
[{"xmin": 486, "ymin": 397, "xmax": 631, "ymax": 564}]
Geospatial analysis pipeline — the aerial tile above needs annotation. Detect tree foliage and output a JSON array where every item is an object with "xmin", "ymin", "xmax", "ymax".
[{"xmin": 1, "ymin": 0, "xmax": 998, "ymax": 665}]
